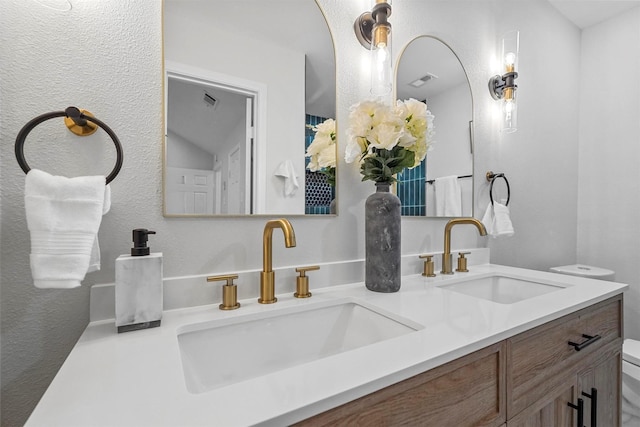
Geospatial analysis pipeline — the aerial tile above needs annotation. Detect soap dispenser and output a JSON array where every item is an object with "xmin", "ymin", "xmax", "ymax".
[{"xmin": 115, "ymin": 229, "xmax": 163, "ymax": 333}]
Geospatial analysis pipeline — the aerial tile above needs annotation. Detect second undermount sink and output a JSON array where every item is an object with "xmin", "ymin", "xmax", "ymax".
[
  {"xmin": 438, "ymin": 275, "xmax": 567, "ymax": 304},
  {"xmin": 177, "ymin": 299, "xmax": 422, "ymax": 394}
]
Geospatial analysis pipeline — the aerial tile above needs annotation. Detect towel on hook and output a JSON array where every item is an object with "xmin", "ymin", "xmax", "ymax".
[
  {"xmin": 25, "ymin": 169, "xmax": 111, "ymax": 289},
  {"xmin": 274, "ymin": 160, "xmax": 299, "ymax": 196},
  {"xmin": 434, "ymin": 175, "xmax": 462, "ymax": 216},
  {"xmin": 481, "ymin": 201, "xmax": 514, "ymax": 238}
]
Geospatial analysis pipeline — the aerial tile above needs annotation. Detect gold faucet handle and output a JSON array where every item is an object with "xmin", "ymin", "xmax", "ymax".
[
  {"xmin": 294, "ymin": 265, "xmax": 319, "ymax": 298},
  {"xmin": 456, "ymin": 252, "xmax": 470, "ymax": 273},
  {"xmin": 206, "ymin": 274, "xmax": 241, "ymax": 310},
  {"xmin": 419, "ymin": 255, "xmax": 436, "ymax": 277}
]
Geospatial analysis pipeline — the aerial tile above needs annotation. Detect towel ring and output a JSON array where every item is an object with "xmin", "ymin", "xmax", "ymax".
[
  {"xmin": 15, "ymin": 106, "xmax": 123, "ymax": 184},
  {"xmin": 486, "ymin": 171, "xmax": 510, "ymax": 206}
]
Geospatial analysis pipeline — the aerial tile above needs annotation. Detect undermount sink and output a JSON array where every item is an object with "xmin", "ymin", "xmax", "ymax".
[
  {"xmin": 177, "ymin": 299, "xmax": 422, "ymax": 394},
  {"xmin": 438, "ymin": 275, "xmax": 567, "ymax": 304}
]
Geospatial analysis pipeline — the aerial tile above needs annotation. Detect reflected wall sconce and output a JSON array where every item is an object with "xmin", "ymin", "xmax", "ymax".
[
  {"xmin": 354, "ymin": 0, "xmax": 393, "ymax": 98},
  {"xmin": 489, "ymin": 31, "xmax": 520, "ymax": 133}
]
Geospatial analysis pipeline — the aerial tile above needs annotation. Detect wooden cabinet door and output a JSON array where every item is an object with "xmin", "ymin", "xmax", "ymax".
[
  {"xmin": 296, "ymin": 342, "xmax": 505, "ymax": 427},
  {"xmin": 507, "ymin": 296, "xmax": 622, "ymax": 417},
  {"xmin": 507, "ymin": 379, "xmax": 576, "ymax": 427},
  {"xmin": 577, "ymin": 350, "xmax": 622, "ymax": 427}
]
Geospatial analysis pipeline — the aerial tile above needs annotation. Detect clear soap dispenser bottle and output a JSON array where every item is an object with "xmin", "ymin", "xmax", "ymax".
[{"xmin": 115, "ymin": 229, "xmax": 163, "ymax": 333}]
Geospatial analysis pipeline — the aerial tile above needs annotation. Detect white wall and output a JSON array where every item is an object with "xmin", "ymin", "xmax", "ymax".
[
  {"xmin": 486, "ymin": 0, "xmax": 583, "ymax": 270},
  {"xmin": 427, "ymin": 83, "xmax": 473, "ymax": 179},
  {"xmin": 426, "ymin": 82, "xmax": 474, "ymax": 216},
  {"xmin": 166, "ymin": 130, "xmax": 215, "ymax": 170},
  {"xmin": 577, "ymin": 7, "xmax": 640, "ymax": 340},
  {"xmin": 0, "ymin": 1, "xmax": 620, "ymax": 425}
]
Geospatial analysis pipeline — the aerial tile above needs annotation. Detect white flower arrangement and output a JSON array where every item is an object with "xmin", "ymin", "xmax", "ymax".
[
  {"xmin": 305, "ymin": 118, "xmax": 336, "ymax": 186},
  {"xmin": 345, "ymin": 98, "xmax": 435, "ymax": 183}
]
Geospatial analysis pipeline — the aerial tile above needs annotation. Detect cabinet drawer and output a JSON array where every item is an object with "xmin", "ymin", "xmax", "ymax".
[
  {"xmin": 297, "ymin": 342, "xmax": 506, "ymax": 427},
  {"xmin": 507, "ymin": 295, "xmax": 622, "ymax": 418}
]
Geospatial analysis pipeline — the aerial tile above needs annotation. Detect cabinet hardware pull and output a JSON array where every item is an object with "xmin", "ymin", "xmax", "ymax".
[
  {"xmin": 581, "ymin": 387, "xmax": 598, "ymax": 427},
  {"xmin": 567, "ymin": 398, "xmax": 585, "ymax": 427},
  {"xmin": 568, "ymin": 334, "xmax": 601, "ymax": 351}
]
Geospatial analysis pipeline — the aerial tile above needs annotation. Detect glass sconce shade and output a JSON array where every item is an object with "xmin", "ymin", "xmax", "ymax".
[
  {"xmin": 370, "ymin": 23, "xmax": 392, "ymax": 97},
  {"xmin": 489, "ymin": 31, "xmax": 520, "ymax": 133}
]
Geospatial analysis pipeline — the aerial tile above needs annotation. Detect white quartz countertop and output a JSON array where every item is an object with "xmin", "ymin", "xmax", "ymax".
[{"xmin": 26, "ymin": 264, "xmax": 628, "ymax": 427}]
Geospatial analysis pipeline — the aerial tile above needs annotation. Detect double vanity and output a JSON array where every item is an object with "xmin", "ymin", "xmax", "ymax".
[{"xmin": 26, "ymin": 258, "xmax": 627, "ymax": 426}]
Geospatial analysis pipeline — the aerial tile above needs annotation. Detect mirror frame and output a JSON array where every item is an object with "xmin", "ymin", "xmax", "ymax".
[{"xmin": 394, "ymin": 35, "xmax": 475, "ymax": 218}]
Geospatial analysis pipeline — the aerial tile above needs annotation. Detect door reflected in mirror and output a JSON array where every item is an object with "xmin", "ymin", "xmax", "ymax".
[
  {"xmin": 396, "ymin": 36, "xmax": 473, "ymax": 217},
  {"xmin": 163, "ymin": 0, "xmax": 336, "ymax": 216},
  {"xmin": 166, "ymin": 70, "xmax": 258, "ymax": 215}
]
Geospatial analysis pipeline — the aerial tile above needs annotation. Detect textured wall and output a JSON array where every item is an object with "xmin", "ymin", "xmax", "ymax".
[
  {"xmin": 0, "ymin": 0, "xmax": 591, "ymax": 425},
  {"xmin": 0, "ymin": 2, "xmax": 163, "ymax": 425}
]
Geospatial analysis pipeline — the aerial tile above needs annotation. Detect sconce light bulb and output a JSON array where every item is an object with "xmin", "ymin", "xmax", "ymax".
[
  {"xmin": 505, "ymin": 99, "xmax": 515, "ymax": 114},
  {"xmin": 374, "ymin": 43, "xmax": 389, "ymax": 61},
  {"xmin": 502, "ymin": 98, "xmax": 518, "ymax": 133},
  {"xmin": 370, "ymin": 25, "xmax": 392, "ymax": 98},
  {"xmin": 371, "ymin": 44, "xmax": 392, "ymax": 97}
]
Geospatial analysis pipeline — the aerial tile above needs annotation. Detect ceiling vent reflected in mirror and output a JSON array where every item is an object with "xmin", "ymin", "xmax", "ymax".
[
  {"xmin": 409, "ymin": 73, "xmax": 438, "ymax": 88},
  {"xmin": 203, "ymin": 92, "xmax": 219, "ymax": 109}
]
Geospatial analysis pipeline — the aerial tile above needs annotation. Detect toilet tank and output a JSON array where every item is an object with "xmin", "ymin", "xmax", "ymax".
[{"xmin": 550, "ymin": 264, "xmax": 615, "ymax": 281}]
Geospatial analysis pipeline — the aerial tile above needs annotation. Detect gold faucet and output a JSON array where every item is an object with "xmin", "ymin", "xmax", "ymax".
[
  {"xmin": 441, "ymin": 218, "xmax": 487, "ymax": 275},
  {"xmin": 259, "ymin": 219, "xmax": 296, "ymax": 304}
]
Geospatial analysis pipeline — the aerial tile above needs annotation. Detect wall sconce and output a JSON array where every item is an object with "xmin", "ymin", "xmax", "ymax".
[
  {"xmin": 354, "ymin": 0, "xmax": 393, "ymax": 98},
  {"xmin": 489, "ymin": 31, "xmax": 520, "ymax": 133}
]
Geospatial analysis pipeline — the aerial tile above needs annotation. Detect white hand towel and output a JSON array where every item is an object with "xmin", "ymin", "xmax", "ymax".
[
  {"xmin": 493, "ymin": 202, "xmax": 514, "ymax": 237},
  {"xmin": 481, "ymin": 202, "xmax": 495, "ymax": 235},
  {"xmin": 274, "ymin": 160, "xmax": 299, "ymax": 196},
  {"xmin": 87, "ymin": 184, "xmax": 111, "ymax": 273},
  {"xmin": 25, "ymin": 169, "xmax": 110, "ymax": 289},
  {"xmin": 434, "ymin": 175, "xmax": 462, "ymax": 216},
  {"xmin": 481, "ymin": 201, "xmax": 514, "ymax": 238}
]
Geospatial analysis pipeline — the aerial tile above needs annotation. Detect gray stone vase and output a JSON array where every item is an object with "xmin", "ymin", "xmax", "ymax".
[{"xmin": 365, "ymin": 182, "xmax": 401, "ymax": 292}]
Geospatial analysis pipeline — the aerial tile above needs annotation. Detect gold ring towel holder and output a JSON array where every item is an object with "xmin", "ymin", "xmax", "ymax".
[{"xmin": 14, "ymin": 106, "xmax": 123, "ymax": 184}]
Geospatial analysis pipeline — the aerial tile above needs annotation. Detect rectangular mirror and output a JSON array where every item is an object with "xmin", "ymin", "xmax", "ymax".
[
  {"xmin": 396, "ymin": 36, "xmax": 474, "ymax": 217},
  {"xmin": 163, "ymin": 0, "xmax": 336, "ymax": 216}
]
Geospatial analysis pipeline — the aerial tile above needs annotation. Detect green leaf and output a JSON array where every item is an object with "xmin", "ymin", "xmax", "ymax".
[
  {"xmin": 320, "ymin": 167, "xmax": 336, "ymax": 187},
  {"xmin": 358, "ymin": 147, "xmax": 416, "ymax": 183}
]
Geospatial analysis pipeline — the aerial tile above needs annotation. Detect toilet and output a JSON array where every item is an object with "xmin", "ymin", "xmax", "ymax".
[
  {"xmin": 549, "ymin": 264, "xmax": 615, "ymax": 280},
  {"xmin": 622, "ymin": 339, "xmax": 640, "ymax": 427},
  {"xmin": 550, "ymin": 264, "xmax": 640, "ymax": 426}
]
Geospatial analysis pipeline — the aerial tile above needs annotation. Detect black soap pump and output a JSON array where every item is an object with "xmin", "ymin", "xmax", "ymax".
[
  {"xmin": 115, "ymin": 228, "xmax": 164, "ymax": 333},
  {"xmin": 131, "ymin": 229, "xmax": 156, "ymax": 256}
]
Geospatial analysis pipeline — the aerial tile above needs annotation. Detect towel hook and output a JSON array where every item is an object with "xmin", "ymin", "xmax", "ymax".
[
  {"xmin": 486, "ymin": 171, "xmax": 510, "ymax": 206},
  {"xmin": 15, "ymin": 107, "xmax": 123, "ymax": 184}
]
